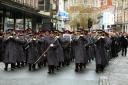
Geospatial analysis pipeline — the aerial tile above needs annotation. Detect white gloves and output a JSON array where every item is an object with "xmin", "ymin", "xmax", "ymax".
[{"xmin": 50, "ymin": 44, "xmax": 54, "ymax": 47}]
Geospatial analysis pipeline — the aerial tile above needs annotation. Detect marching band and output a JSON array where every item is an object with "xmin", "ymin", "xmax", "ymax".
[{"xmin": 0, "ymin": 29, "xmax": 127, "ymax": 74}]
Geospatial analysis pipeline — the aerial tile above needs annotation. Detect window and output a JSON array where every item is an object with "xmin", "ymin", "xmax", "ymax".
[{"xmin": 39, "ymin": 0, "xmax": 50, "ymax": 12}]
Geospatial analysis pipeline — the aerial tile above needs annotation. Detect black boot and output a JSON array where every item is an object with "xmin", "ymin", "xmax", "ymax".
[
  {"xmin": 96, "ymin": 65, "xmax": 99, "ymax": 73},
  {"xmin": 29, "ymin": 64, "xmax": 32, "ymax": 71},
  {"xmin": 16, "ymin": 62, "xmax": 21, "ymax": 68},
  {"xmin": 21, "ymin": 62, "xmax": 25, "ymax": 67},
  {"xmin": 51, "ymin": 65, "xmax": 55, "ymax": 73},
  {"xmin": 79, "ymin": 63, "xmax": 83, "ymax": 71},
  {"xmin": 32, "ymin": 64, "xmax": 36, "ymax": 70},
  {"xmin": 11, "ymin": 63, "xmax": 15, "ymax": 70},
  {"xmin": 48, "ymin": 65, "xmax": 52, "ymax": 74},
  {"xmin": 38, "ymin": 63, "xmax": 41, "ymax": 69},
  {"xmin": 4, "ymin": 63, "xmax": 8, "ymax": 71},
  {"xmin": 75, "ymin": 63, "xmax": 79, "ymax": 72}
]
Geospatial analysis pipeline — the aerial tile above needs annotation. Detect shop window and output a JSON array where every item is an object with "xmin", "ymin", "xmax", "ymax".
[
  {"xmin": 16, "ymin": 19, "xmax": 23, "ymax": 30},
  {"xmin": 4, "ymin": 17, "xmax": 14, "ymax": 32},
  {"xmin": 25, "ymin": 19, "xmax": 32, "ymax": 29}
]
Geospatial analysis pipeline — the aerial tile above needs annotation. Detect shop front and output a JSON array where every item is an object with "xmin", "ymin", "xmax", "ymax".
[{"xmin": 0, "ymin": 1, "xmax": 50, "ymax": 32}]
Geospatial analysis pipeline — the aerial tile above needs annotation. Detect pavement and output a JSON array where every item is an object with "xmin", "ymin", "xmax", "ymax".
[
  {"xmin": 100, "ymin": 52, "xmax": 128, "ymax": 85},
  {"xmin": 0, "ymin": 61, "xmax": 100, "ymax": 85},
  {"xmin": 0, "ymin": 52, "xmax": 128, "ymax": 85}
]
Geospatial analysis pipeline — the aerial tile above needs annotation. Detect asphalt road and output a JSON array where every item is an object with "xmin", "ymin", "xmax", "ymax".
[{"xmin": 0, "ymin": 61, "xmax": 100, "ymax": 85}]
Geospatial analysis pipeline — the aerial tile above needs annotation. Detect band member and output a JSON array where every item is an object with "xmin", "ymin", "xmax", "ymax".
[
  {"xmin": 37, "ymin": 32, "xmax": 47, "ymax": 68},
  {"xmin": 95, "ymin": 32, "xmax": 108, "ymax": 72},
  {"xmin": 72, "ymin": 30, "xmax": 86, "ymax": 72},
  {"xmin": 0, "ymin": 32, "xmax": 4, "ymax": 63},
  {"xmin": 62, "ymin": 30, "xmax": 72, "ymax": 66},
  {"xmin": 27, "ymin": 35, "xmax": 39, "ymax": 71},
  {"xmin": 3, "ymin": 32, "xmax": 17, "ymax": 71},
  {"xmin": 44, "ymin": 30, "xmax": 59, "ymax": 74}
]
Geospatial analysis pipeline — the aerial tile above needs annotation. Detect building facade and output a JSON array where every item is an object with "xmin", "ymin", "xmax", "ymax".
[
  {"xmin": 114, "ymin": 0, "xmax": 128, "ymax": 32},
  {"xmin": 0, "ymin": 0, "xmax": 50, "ymax": 32},
  {"xmin": 38, "ymin": 0, "xmax": 59, "ymax": 30},
  {"xmin": 11, "ymin": 0, "xmax": 39, "ymax": 9}
]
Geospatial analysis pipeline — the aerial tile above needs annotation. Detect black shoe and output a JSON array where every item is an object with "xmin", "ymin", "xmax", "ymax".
[
  {"xmin": 75, "ymin": 69, "xmax": 79, "ymax": 72},
  {"xmin": 21, "ymin": 63, "xmax": 25, "ymax": 67},
  {"xmin": 16, "ymin": 65, "xmax": 21, "ymax": 68},
  {"xmin": 38, "ymin": 64, "xmax": 41, "ymax": 69},
  {"xmin": 11, "ymin": 68, "xmax": 15, "ymax": 71},
  {"xmin": 83, "ymin": 65, "xmax": 86, "ymax": 68},
  {"xmin": 95, "ymin": 69, "xmax": 99, "ymax": 73},
  {"xmin": 48, "ymin": 71, "xmax": 52, "ymax": 74},
  {"xmin": 80, "ymin": 68, "xmax": 82, "ymax": 71},
  {"xmin": 4, "ymin": 68, "xmax": 8, "ymax": 71}
]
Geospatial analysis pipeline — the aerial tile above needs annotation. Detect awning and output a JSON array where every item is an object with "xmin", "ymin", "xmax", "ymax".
[{"xmin": 0, "ymin": 1, "xmax": 50, "ymax": 18}]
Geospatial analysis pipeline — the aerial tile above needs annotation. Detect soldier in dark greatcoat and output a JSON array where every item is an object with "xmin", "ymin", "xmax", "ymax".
[
  {"xmin": 56, "ymin": 32, "xmax": 65, "ymax": 68},
  {"xmin": 0, "ymin": 32, "xmax": 4, "ymax": 62},
  {"xmin": 44, "ymin": 31, "xmax": 59, "ymax": 74},
  {"xmin": 110, "ymin": 35, "xmax": 117, "ymax": 58},
  {"xmin": 95, "ymin": 32, "xmax": 108, "ymax": 73},
  {"xmin": 62, "ymin": 30, "xmax": 72, "ymax": 66},
  {"xmin": 83, "ymin": 31, "xmax": 90, "ymax": 65},
  {"xmin": 15, "ymin": 34, "xmax": 26, "ymax": 68},
  {"xmin": 72, "ymin": 31, "xmax": 86, "ymax": 72},
  {"xmin": 3, "ymin": 32, "xmax": 17, "ymax": 71},
  {"xmin": 37, "ymin": 32, "xmax": 47, "ymax": 68},
  {"xmin": 27, "ymin": 35, "xmax": 39, "ymax": 71}
]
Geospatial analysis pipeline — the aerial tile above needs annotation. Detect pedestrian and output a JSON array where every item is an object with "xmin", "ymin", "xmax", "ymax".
[{"xmin": 120, "ymin": 33, "xmax": 128, "ymax": 56}]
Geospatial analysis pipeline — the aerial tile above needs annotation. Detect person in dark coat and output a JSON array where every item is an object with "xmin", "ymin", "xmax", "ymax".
[
  {"xmin": 89, "ymin": 35, "xmax": 96, "ymax": 61},
  {"xmin": 15, "ymin": 34, "xmax": 26, "ymax": 68},
  {"xmin": 3, "ymin": 32, "xmax": 18, "ymax": 71},
  {"xmin": 62, "ymin": 30, "xmax": 72, "ymax": 66},
  {"xmin": 0, "ymin": 33, "xmax": 4, "ymax": 62},
  {"xmin": 72, "ymin": 31, "xmax": 86, "ymax": 72},
  {"xmin": 83, "ymin": 32, "xmax": 90, "ymax": 66},
  {"xmin": 44, "ymin": 31, "xmax": 59, "ymax": 74},
  {"xmin": 110, "ymin": 36, "xmax": 117, "ymax": 58},
  {"xmin": 95, "ymin": 33, "xmax": 108, "ymax": 73},
  {"xmin": 56, "ymin": 35, "xmax": 65, "ymax": 68},
  {"xmin": 120, "ymin": 34, "xmax": 128, "ymax": 56},
  {"xmin": 26, "ymin": 36, "xmax": 39, "ymax": 71},
  {"xmin": 104, "ymin": 34, "xmax": 112, "ymax": 61},
  {"xmin": 37, "ymin": 34, "xmax": 47, "ymax": 68}
]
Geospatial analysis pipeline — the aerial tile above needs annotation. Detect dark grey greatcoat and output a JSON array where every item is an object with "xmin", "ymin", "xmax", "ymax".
[
  {"xmin": 95, "ymin": 37, "xmax": 108, "ymax": 66},
  {"xmin": 83, "ymin": 35, "xmax": 90, "ymax": 64},
  {"xmin": 105, "ymin": 37, "xmax": 112, "ymax": 61},
  {"xmin": 61, "ymin": 36, "xmax": 71, "ymax": 62},
  {"xmin": 15, "ymin": 37, "xmax": 26, "ymax": 63},
  {"xmin": 72, "ymin": 36, "xmax": 85, "ymax": 64},
  {"xmin": 27, "ymin": 39, "xmax": 39, "ymax": 64},
  {"xmin": 89, "ymin": 37, "xmax": 96, "ymax": 60},
  {"xmin": 0, "ymin": 37, "xmax": 4, "ymax": 62},
  {"xmin": 3, "ymin": 37, "xmax": 17, "ymax": 63},
  {"xmin": 37, "ymin": 37, "xmax": 46, "ymax": 63},
  {"xmin": 56, "ymin": 36, "xmax": 65, "ymax": 63},
  {"xmin": 45, "ymin": 36, "xmax": 59, "ymax": 66}
]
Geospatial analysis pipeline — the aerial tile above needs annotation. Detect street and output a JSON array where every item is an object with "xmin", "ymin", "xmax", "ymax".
[
  {"xmin": 0, "ymin": 52, "xmax": 128, "ymax": 85},
  {"xmin": 0, "ymin": 61, "xmax": 99, "ymax": 85},
  {"xmin": 100, "ymin": 52, "xmax": 128, "ymax": 85}
]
